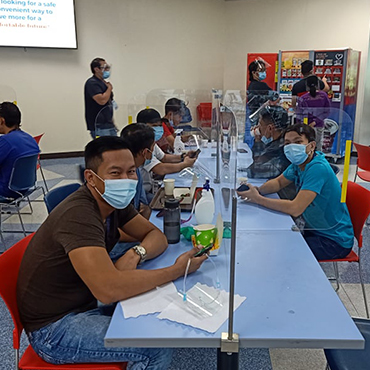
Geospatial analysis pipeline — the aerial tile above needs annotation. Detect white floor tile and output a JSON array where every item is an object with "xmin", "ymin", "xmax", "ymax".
[
  {"xmin": 339, "ymin": 284, "xmax": 370, "ymax": 318},
  {"xmin": 36, "ymin": 168, "xmax": 64, "ymax": 182}
]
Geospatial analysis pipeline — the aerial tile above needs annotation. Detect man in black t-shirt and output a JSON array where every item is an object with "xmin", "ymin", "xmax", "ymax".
[
  {"xmin": 17, "ymin": 136, "xmax": 207, "ymax": 368},
  {"xmin": 84, "ymin": 57, "xmax": 117, "ymax": 139},
  {"xmin": 291, "ymin": 60, "xmax": 330, "ymax": 108}
]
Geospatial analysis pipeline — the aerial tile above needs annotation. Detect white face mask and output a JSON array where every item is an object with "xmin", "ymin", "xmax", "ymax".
[{"xmin": 92, "ymin": 171, "xmax": 138, "ymax": 209}]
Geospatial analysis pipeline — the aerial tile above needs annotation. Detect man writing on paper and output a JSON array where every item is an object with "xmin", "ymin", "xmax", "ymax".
[{"xmin": 17, "ymin": 136, "xmax": 207, "ymax": 369}]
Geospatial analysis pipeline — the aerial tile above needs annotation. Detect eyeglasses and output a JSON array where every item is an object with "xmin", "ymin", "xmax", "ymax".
[{"xmin": 100, "ymin": 64, "xmax": 111, "ymax": 71}]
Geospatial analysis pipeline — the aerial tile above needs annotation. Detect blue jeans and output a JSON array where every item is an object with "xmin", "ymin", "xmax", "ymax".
[
  {"xmin": 109, "ymin": 242, "xmax": 136, "ymax": 263},
  {"xmin": 90, "ymin": 127, "xmax": 118, "ymax": 139},
  {"xmin": 303, "ymin": 230, "xmax": 352, "ymax": 260},
  {"xmin": 28, "ymin": 304, "xmax": 173, "ymax": 370}
]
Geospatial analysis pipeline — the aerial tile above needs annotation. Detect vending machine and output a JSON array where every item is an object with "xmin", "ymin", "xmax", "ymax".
[{"xmin": 278, "ymin": 49, "xmax": 361, "ymax": 158}]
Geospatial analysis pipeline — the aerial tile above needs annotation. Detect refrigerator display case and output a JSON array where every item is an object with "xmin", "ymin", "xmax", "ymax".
[{"xmin": 278, "ymin": 48, "xmax": 360, "ymax": 158}]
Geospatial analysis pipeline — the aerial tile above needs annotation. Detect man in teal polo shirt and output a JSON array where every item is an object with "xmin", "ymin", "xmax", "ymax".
[{"xmin": 237, "ymin": 123, "xmax": 354, "ymax": 260}]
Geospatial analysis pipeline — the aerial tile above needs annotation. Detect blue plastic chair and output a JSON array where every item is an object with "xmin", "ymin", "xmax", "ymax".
[
  {"xmin": 44, "ymin": 183, "xmax": 81, "ymax": 214},
  {"xmin": 0, "ymin": 153, "xmax": 45, "ymax": 242},
  {"xmin": 325, "ymin": 317, "xmax": 370, "ymax": 370}
]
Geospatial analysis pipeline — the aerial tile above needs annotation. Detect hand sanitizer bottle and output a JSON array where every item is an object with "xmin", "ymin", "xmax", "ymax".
[
  {"xmin": 174, "ymin": 133, "xmax": 185, "ymax": 155},
  {"xmin": 194, "ymin": 178, "xmax": 215, "ymax": 224}
]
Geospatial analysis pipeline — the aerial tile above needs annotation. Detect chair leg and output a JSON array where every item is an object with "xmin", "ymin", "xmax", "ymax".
[
  {"xmin": 39, "ymin": 160, "xmax": 49, "ymax": 192},
  {"xmin": 325, "ymin": 363, "xmax": 331, "ymax": 370},
  {"xmin": 15, "ymin": 348, "xmax": 19, "ymax": 370},
  {"xmin": 354, "ymin": 165, "xmax": 358, "ymax": 182},
  {"xmin": 16, "ymin": 206, "xmax": 27, "ymax": 237},
  {"xmin": 333, "ymin": 262, "xmax": 340, "ymax": 292},
  {"xmin": 27, "ymin": 196, "xmax": 34, "ymax": 214},
  {"xmin": 358, "ymin": 259, "xmax": 369, "ymax": 318}
]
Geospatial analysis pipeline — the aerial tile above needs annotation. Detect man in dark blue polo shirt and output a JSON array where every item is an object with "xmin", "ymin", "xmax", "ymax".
[
  {"xmin": 84, "ymin": 57, "xmax": 117, "ymax": 139},
  {"xmin": 0, "ymin": 102, "xmax": 40, "ymax": 198}
]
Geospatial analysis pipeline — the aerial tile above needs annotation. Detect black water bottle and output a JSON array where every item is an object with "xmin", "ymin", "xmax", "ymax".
[{"xmin": 163, "ymin": 199, "xmax": 181, "ymax": 244}]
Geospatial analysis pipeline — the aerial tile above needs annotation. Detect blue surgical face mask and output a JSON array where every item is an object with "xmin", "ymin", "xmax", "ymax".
[
  {"xmin": 103, "ymin": 70, "xmax": 110, "ymax": 79},
  {"xmin": 284, "ymin": 143, "xmax": 309, "ymax": 165},
  {"xmin": 259, "ymin": 71, "xmax": 267, "ymax": 81},
  {"xmin": 261, "ymin": 135, "xmax": 272, "ymax": 145},
  {"xmin": 92, "ymin": 171, "xmax": 137, "ymax": 209},
  {"xmin": 153, "ymin": 126, "xmax": 164, "ymax": 141},
  {"xmin": 143, "ymin": 148, "xmax": 152, "ymax": 166}
]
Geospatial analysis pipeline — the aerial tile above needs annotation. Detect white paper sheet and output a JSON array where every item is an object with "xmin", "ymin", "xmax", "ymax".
[
  {"xmin": 120, "ymin": 282, "xmax": 177, "ymax": 318},
  {"xmin": 157, "ymin": 283, "xmax": 246, "ymax": 333}
]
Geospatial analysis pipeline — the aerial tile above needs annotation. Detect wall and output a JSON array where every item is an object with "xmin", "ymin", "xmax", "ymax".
[
  {"xmin": 0, "ymin": 0, "xmax": 225, "ymax": 153},
  {"xmin": 0, "ymin": 0, "xmax": 369, "ymax": 153},
  {"xmin": 223, "ymin": 0, "xmax": 370, "ymax": 143}
]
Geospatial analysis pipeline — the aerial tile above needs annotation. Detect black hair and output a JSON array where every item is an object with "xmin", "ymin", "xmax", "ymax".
[
  {"xmin": 136, "ymin": 108, "xmax": 161, "ymax": 124},
  {"xmin": 90, "ymin": 57, "xmax": 105, "ymax": 74},
  {"xmin": 84, "ymin": 136, "xmax": 129, "ymax": 172},
  {"xmin": 120, "ymin": 123, "xmax": 155, "ymax": 156},
  {"xmin": 248, "ymin": 60, "xmax": 265, "ymax": 81},
  {"xmin": 284, "ymin": 123, "xmax": 316, "ymax": 142},
  {"xmin": 165, "ymin": 98, "xmax": 184, "ymax": 115},
  {"xmin": 260, "ymin": 106, "xmax": 289, "ymax": 130},
  {"xmin": 305, "ymin": 75, "xmax": 319, "ymax": 98},
  {"xmin": 301, "ymin": 60, "xmax": 313, "ymax": 76},
  {"xmin": 0, "ymin": 101, "xmax": 21, "ymax": 128}
]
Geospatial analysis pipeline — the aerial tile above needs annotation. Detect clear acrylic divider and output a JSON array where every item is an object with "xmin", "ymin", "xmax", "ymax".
[{"xmin": 0, "ymin": 85, "xmax": 17, "ymax": 105}]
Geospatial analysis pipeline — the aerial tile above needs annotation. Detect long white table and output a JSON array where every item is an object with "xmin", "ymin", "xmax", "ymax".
[{"xmin": 105, "ymin": 147, "xmax": 364, "ymax": 356}]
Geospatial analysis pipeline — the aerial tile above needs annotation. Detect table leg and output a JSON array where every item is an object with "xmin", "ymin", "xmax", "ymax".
[{"xmin": 217, "ymin": 349, "xmax": 239, "ymax": 370}]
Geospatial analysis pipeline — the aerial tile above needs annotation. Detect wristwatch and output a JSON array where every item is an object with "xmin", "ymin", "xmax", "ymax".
[{"xmin": 132, "ymin": 245, "xmax": 147, "ymax": 264}]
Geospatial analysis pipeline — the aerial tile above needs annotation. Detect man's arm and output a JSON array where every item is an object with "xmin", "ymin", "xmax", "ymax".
[
  {"xmin": 92, "ymin": 82, "xmax": 113, "ymax": 105},
  {"xmin": 162, "ymin": 153, "xmax": 182, "ymax": 163},
  {"xmin": 257, "ymin": 174, "xmax": 292, "ymax": 195},
  {"xmin": 239, "ymin": 185, "xmax": 316, "ymax": 218},
  {"xmin": 68, "ymin": 245, "xmax": 207, "ymax": 304},
  {"xmin": 151, "ymin": 156, "xmax": 196, "ymax": 176},
  {"xmin": 321, "ymin": 76, "xmax": 330, "ymax": 92}
]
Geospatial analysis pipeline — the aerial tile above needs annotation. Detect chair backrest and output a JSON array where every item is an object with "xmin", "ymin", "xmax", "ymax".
[
  {"xmin": 9, "ymin": 153, "xmax": 39, "ymax": 193},
  {"xmin": 44, "ymin": 183, "xmax": 81, "ymax": 213},
  {"xmin": 0, "ymin": 234, "xmax": 34, "ymax": 350},
  {"xmin": 330, "ymin": 163, "xmax": 340, "ymax": 175},
  {"xmin": 353, "ymin": 142, "xmax": 370, "ymax": 172},
  {"xmin": 33, "ymin": 133, "xmax": 44, "ymax": 145},
  {"xmin": 346, "ymin": 181, "xmax": 370, "ymax": 248}
]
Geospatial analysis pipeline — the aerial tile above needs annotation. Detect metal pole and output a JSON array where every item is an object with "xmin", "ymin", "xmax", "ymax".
[
  {"xmin": 228, "ymin": 195, "xmax": 237, "ymax": 338},
  {"xmin": 215, "ymin": 116, "xmax": 221, "ymax": 183}
]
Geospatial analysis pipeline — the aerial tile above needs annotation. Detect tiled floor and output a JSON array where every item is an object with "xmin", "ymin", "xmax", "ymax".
[{"xmin": 0, "ymin": 156, "xmax": 369, "ymax": 370}]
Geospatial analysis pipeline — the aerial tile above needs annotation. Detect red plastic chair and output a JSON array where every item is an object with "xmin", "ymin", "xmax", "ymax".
[
  {"xmin": 0, "ymin": 234, "xmax": 127, "ymax": 370},
  {"xmin": 319, "ymin": 181, "xmax": 370, "ymax": 318},
  {"xmin": 196, "ymin": 103, "xmax": 212, "ymax": 128},
  {"xmin": 353, "ymin": 142, "xmax": 370, "ymax": 183},
  {"xmin": 33, "ymin": 134, "xmax": 49, "ymax": 192}
]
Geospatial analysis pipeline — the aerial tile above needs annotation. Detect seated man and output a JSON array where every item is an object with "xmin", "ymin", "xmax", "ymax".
[
  {"xmin": 237, "ymin": 123, "xmax": 354, "ymax": 260},
  {"xmin": 120, "ymin": 123, "xmax": 153, "ymax": 220},
  {"xmin": 247, "ymin": 105, "xmax": 290, "ymax": 179},
  {"xmin": 17, "ymin": 136, "xmax": 207, "ymax": 368},
  {"xmin": 136, "ymin": 108, "xmax": 198, "ymax": 200},
  {"xmin": 0, "ymin": 102, "xmax": 39, "ymax": 198}
]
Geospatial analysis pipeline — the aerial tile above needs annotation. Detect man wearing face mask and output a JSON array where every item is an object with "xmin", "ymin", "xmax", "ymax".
[
  {"xmin": 237, "ymin": 123, "xmax": 354, "ymax": 260},
  {"xmin": 136, "ymin": 108, "xmax": 198, "ymax": 201},
  {"xmin": 247, "ymin": 60, "xmax": 272, "ymax": 115},
  {"xmin": 247, "ymin": 105, "xmax": 290, "ymax": 180},
  {"xmin": 84, "ymin": 57, "xmax": 117, "ymax": 139},
  {"xmin": 158, "ymin": 98, "xmax": 187, "ymax": 153},
  {"xmin": 17, "ymin": 136, "xmax": 207, "ymax": 369}
]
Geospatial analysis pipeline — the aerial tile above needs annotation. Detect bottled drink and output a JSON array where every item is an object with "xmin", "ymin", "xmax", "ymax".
[{"xmin": 163, "ymin": 198, "xmax": 181, "ymax": 244}]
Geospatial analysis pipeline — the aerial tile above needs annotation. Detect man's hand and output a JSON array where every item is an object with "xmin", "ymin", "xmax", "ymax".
[
  {"xmin": 183, "ymin": 156, "xmax": 197, "ymax": 167},
  {"xmin": 105, "ymin": 81, "xmax": 113, "ymax": 90},
  {"xmin": 309, "ymin": 121, "xmax": 316, "ymax": 128},
  {"xmin": 236, "ymin": 183, "xmax": 261, "ymax": 203},
  {"xmin": 174, "ymin": 247, "xmax": 208, "ymax": 276},
  {"xmin": 114, "ymin": 248, "xmax": 140, "ymax": 271}
]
